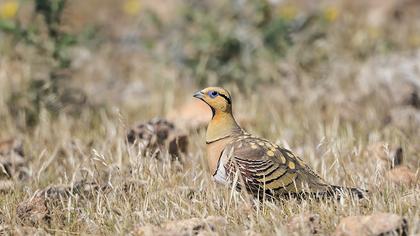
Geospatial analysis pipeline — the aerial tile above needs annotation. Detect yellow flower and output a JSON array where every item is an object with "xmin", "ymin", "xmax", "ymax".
[
  {"xmin": 278, "ymin": 4, "xmax": 298, "ymax": 21},
  {"xmin": 123, "ymin": 0, "xmax": 141, "ymax": 16},
  {"xmin": 323, "ymin": 6, "xmax": 339, "ymax": 22},
  {"xmin": 0, "ymin": 0, "xmax": 19, "ymax": 19}
]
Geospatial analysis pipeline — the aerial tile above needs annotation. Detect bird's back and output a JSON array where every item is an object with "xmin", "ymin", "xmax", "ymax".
[{"xmin": 215, "ymin": 131, "xmax": 365, "ymax": 199}]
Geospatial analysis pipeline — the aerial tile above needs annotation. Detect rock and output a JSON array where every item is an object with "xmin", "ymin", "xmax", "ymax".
[
  {"xmin": 286, "ymin": 213, "xmax": 321, "ymax": 235},
  {"xmin": 363, "ymin": 144, "xmax": 417, "ymax": 187},
  {"xmin": 334, "ymin": 213, "xmax": 408, "ymax": 236},
  {"xmin": 386, "ymin": 166, "xmax": 418, "ymax": 186},
  {"xmin": 127, "ymin": 118, "xmax": 188, "ymax": 160},
  {"xmin": 132, "ymin": 216, "xmax": 227, "ymax": 236},
  {"xmin": 38, "ymin": 180, "xmax": 111, "ymax": 201},
  {"xmin": 16, "ymin": 195, "xmax": 50, "ymax": 227}
]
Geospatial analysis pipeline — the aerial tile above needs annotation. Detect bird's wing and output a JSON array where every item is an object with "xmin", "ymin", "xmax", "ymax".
[{"xmin": 221, "ymin": 134, "xmax": 329, "ymax": 196}]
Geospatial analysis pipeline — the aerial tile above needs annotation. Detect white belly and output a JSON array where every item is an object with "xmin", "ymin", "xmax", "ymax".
[
  {"xmin": 210, "ymin": 143, "xmax": 235, "ymax": 185},
  {"xmin": 213, "ymin": 159, "xmax": 228, "ymax": 185}
]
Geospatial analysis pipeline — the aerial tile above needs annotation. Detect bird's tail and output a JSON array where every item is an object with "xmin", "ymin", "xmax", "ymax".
[{"xmin": 326, "ymin": 185, "xmax": 367, "ymax": 199}]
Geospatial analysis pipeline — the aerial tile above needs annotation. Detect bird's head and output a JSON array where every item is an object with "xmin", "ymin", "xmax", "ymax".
[{"xmin": 193, "ymin": 87, "xmax": 232, "ymax": 114}]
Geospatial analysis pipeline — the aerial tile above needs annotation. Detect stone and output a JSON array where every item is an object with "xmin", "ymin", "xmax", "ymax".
[
  {"xmin": 286, "ymin": 213, "xmax": 321, "ymax": 235},
  {"xmin": 334, "ymin": 213, "xmax": 408, "ymax": 236},
  {"xmin": 38, "ymin": 180, "xmax": 111, "ymax": 201},
  {"xmin": 16, "ymin": 196, "xmax": 50, "ymax": 227},
  {"xmin": 132, "ymin": 216, "xmax": 227, "ymax": 236},
  {"xmin": 127, "ymin": 118, "xmax": 188, "ymax": 160}
]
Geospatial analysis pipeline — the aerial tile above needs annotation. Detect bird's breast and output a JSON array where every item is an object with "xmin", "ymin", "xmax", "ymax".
[{"xmin": 206, "ymin": 137, "xmax": 233, "ymax": 177}]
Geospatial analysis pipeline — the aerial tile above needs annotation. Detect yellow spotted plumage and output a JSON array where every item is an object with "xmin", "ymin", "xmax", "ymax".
[{"xmin": 193, "ymin": 87, "xmax": 365, "ymax": 199}]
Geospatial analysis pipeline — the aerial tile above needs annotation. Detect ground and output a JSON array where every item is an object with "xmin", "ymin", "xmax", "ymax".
[{"xmin": 0, "ymin": 0, "xmax": 419, "ymax": 235}]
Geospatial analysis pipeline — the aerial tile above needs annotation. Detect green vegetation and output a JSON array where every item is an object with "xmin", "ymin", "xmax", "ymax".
[
  {"xmin": 0, "ymin": 0, "xmax": 419, "ymax": 235},
  {"xmin": 1, "ymin": 0, "xmax": 88, "ymax": 127}
]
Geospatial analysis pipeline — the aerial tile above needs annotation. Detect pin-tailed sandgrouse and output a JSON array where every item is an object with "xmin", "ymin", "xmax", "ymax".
[{"xmin": 193, "ymin": 87, "xmax": 365, "ymax": 199}]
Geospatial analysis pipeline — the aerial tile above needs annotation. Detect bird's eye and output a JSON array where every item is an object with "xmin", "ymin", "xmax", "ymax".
[{"xmin": 209, "ymin": 91, "xmax": 219, "ymax": 98}]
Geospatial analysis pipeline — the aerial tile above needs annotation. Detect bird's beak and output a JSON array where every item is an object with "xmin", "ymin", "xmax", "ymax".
[{"xmin": 193, "ymin": 91, "xmax": 204, "ymax": 99}]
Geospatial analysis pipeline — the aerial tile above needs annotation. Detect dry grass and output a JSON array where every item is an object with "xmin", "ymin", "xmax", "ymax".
[{"xmin": 0, "ymin": 0, "xmax": 419, "ymax": 235}]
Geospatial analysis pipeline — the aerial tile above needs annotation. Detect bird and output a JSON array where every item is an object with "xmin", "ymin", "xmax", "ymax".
[{"xmin": 193, "ymin": 87, "xmax": 366, "ymax": 199}]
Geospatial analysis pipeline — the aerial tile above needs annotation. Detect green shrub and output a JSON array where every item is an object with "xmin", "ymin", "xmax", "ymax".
[
  {"xmin": 1, "ymin": 0, "xmax": 87, "ymax": 127},
  {"xmin": 175, "ymin": 0, "xmax": 294, "ymax": 88}
]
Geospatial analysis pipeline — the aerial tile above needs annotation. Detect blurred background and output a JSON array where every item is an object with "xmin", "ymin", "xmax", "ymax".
[
  {"xmin": 0, "ymin": 1, "xmax": 419, "ymax": 234},
  {"xmin": 0, "ymin": 0, "xmax": 419, "ymax": 129}
]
